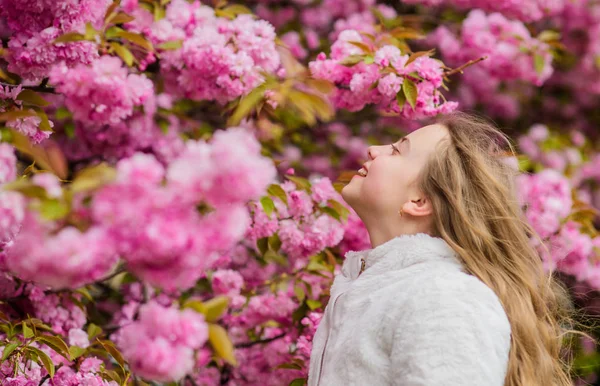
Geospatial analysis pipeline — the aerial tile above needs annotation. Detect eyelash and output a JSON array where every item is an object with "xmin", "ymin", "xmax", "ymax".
[{"xmin": 391, "ymin": 144, "xmax": 400, "ymax": 154}]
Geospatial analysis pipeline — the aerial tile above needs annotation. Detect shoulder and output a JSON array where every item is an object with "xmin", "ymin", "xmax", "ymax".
[
  {"xmin": 389, "ymin": 269, "xmax": 512, "ymax": 385},
  {"xmin": 412, "ymin": 269, "xmax": 508, "ymax": 319},
  {"xmin": 398, "ymin": 268, "xmax": 511, "ymax": 343}
]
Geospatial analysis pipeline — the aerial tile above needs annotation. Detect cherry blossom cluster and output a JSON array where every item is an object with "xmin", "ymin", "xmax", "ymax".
[
  {"xmin": 1, "ymin": 0, "xmax": 108, "ymax": 81},
  {"xmin": 0, "ymin": 0, "xmax": 599, "ymax": 383},
  {"xmin": 49, "ymin": 57, "xmax": 154, "ymax": 127},
  {"xmin": 125, "ymin": 0, "xmax": 281, "ymax": 104},
  {"xmin": 432, "ymin": 10, "xmax": 554, "ymax": 86},
  {"xmin": 91, "ymin": 128, "xmax": 276, "ymax": 290},
  {"xmin": 309, "ymin": 30, "xmax": 457, "ymax": 118},
  {"xmin": 0, "ymin": 85, "xmax": 51, "ymax": 144},
  {"xmin": 1, "ymin": 355, "xmax": 117, "ymax": 386},
  {"xmin": 117, "ymin": 301, "xmax": 209, "ymax": 382},
  {"xmin": 0, "ymin": 144, "xmax": 23, "ymax": 250},
  {"xmin": 400, "ymin": 0, "xmax": 566, "ymax": 22}
]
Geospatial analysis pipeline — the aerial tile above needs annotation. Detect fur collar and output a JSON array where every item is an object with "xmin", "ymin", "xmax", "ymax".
[{"xmin": 344, "ymin": 233, "xmax": 463, "ymax": 278}]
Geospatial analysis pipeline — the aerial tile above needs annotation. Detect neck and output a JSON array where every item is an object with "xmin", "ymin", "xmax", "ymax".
[{"xmin": 363, "ymin": 216, "xmax": 433, "ymax": 248}]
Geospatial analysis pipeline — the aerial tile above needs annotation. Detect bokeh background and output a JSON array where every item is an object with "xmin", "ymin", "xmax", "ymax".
[{"xmin": 0, "ymin": 0, "xmax": 599, "ymax": 385}]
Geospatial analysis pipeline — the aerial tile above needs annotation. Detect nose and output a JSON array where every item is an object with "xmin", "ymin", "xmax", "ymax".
[{"xmin": 368, "ymin": 146, "xmax": 380, "ymax": 160}]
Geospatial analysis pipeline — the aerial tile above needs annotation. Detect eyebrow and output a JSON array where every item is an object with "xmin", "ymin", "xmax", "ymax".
[{"xmin": 398, "ymin": 137, "xmax": 410, "ymax": 151}]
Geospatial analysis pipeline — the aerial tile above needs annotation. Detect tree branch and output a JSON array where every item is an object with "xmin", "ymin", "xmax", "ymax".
[
  {"xmin": 235, "ymin": 332, "xmax": 287, "ymax": 348},
  {"xmin": 0, "ymin": 80, "xmax": 56, "ymax": 94},
  {"xmin": 444, "ymin": 56, "xmax": 487, "ymax": 77}
]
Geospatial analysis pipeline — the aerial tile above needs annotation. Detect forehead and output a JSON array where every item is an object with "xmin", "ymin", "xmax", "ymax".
[{"xmin": 404, "ymin": 123, "xmax": 449, "ymax": 157}]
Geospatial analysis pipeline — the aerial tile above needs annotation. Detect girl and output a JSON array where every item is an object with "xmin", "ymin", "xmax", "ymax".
[{"xmin": 308, "ymin": 113, "xmax": 574, "ymax": 386}]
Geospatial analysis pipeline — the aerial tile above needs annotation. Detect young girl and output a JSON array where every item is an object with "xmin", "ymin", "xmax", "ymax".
[{"xmin": 308, "ymin": 113, "xmax": 573, "ymax": 386}]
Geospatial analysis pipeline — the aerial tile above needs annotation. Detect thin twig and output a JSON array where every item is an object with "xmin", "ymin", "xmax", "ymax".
[
  {"xmin": 235, "ymin": 332, "xmax": 287, "ymax": 348},
  {"xmin": 38, "ymin": 374, "xmax": 50, "ymax": 385},
  {"xmin": 445, "ymin": 56, "xmax": 487, "ymax": 77},
  {"xmin": 0, "ymin": 80, "xmax": 56, "ymax": 94},
  {"xmin": 99, "ymin": 267, "xmax": 126, "ymax": 283}
]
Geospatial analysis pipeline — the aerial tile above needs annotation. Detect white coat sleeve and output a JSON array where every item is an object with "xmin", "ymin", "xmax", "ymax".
[{"xmin": 389, "ymin": 277, "xmax": 512, "ymax": 386}]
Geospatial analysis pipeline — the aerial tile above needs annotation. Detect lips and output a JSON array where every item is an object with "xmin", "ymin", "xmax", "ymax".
[{"xmin": 357, "ymin": 163, "xmax": 368, "ymax": 177}]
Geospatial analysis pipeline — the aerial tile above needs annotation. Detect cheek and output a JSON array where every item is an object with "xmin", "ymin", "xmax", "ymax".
[{"xmin": 360, "ymin": 164, "xmax": 408, "ymax": 209}]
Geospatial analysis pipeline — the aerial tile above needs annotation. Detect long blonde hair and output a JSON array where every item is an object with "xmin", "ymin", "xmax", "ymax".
[{"xmin": 420, "ymin": 112, "xmax": 579, "ymax": 386}]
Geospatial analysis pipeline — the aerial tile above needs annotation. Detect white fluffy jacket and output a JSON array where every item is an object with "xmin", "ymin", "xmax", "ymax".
[{"xmin": 308, "ymin": 234, "xmax": 512, "ymax": 386}]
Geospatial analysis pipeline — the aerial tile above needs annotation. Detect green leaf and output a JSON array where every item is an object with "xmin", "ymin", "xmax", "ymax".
[
  {"xmin": 16, "ymin": 90, "xmax": 50, "ymax": 107},
  {"xmin": 157, "ymin": 40, "xmax": 183, "ymax": 50},
  {"xmin": 64, "ymin": 122, "xmax": 75, "ymax": 138},
  {"xmin": 110, "ymin": 42, "xmax": 135, "ymax": 67},
  {"xmin": 87, "ymin": 324, "xmax": 103, "ymax": 340},
  {"xmin": 390, "ymin": 27, "xmax": 425, "ymax": 40},
  {"xmin": 306, "ymin": 300, "xmax": 322, "ymax": 310},
  {"xmin": 69, "ymin": 345, "xmax": 86, "ymax": 360},
  {"xmin": 55, "ymin": 107, "xmax": 72, "ymax": 120},
  {"xmin": 223, "ymin": 4, "xmax": 252, "ymax": 15},
  {"xmin": 289, "ymin": 378, "xmax": 307, "ymax": 386},
  {"xmin": 396, "ymin": 88, "xmax": 406, "ymax": 108},
  {"xmin": 267, "ymin": 184, "xmax": 288, "ymax": 206},
  {"xmin": 257, "ymin": 237, "xmax": 269, "ymax": 255},
  {"xmin": 76, "ymin": 287, "xmax": 94, "ymax": 303},
  {"xmin": 38, "ymin": 199, "xmax": 69, "ymax": 221},
  {"xmin": 53, "ymin": 32, "xmax": 87, "ymax": 44},
  {"xmin": 208, "ymin": 323, "xmax": 237, "ymax": 366},
  {"xmin": 264, "ymin": 249, "xmax": 287, "ymax": 266},
  {"xmin": 286, "ymin": 175, "xmax": 311, "ymax": 192},
  {"xmin": 293, "ymin": 285, "xmax": 306, "ymax": 302},
  {"xmin": 307, "ymin": 260, "xmax": 329, "ymax": 272},
  {"xmin": 405, "ymin": 49, "xmax": 435, "ymax": 66},
  {"xmin": 115, "ymin": 31, "xmax": 153, "ymax": 51},
  {"xmin": 347, "ymin": 41, "xmax": 371, "ymax": 54},
  {"xmin": 26, "ymin": 346, "xmax": 55, "ymax": 377},
  {"xmin": 22, "ymin": 322, "xmax": 34, "ymax": 339},
  {"xmin": 227, "ymin": 85, "xmax": 266, "ymax": 126},
  {"xmin": 0, "ymin": 110, "xmax": 38, "ymax": 121},
  {"xmin": 327, "ymin": 199, "xmax": 350, "ymax": 222},
  {"xmin": 104, "ymin": 369, "xmax": 122, "ymax": 385},
  {"xmin": 339, "ymin": 54, "xmax": 365, "ymax": 66},
  {"xmin": 104, "ymin": 1, "xmax": 120, "ymax": 22},
  {"xmin": 321, "ymin": 206, "xmax": 340, "ymax": 221},
  {"xmin": 183, "ymin": 299, "xmax": 207, "ymax": 315},
  {"xmin": 276, "ymin": 362, "xmax": 303, "ymax": 370},
  {"xmin": 2, "ymin": 180, "xmax": 48, "ymax": 199},
  {"xmin": 370, "ymin": 6, "xmax": 387, "ymax": 26},
  {"xmin": 34, "ymin": 108, "xmax": 53, "ymax": 132},
  {"xmin": 108, "ymin": 12, "xmax": 136, "ymax": 25},
  {"xmin": 84, "ymin": 22, "xmax": 97, "ymax": 40},
  {"xmin": 260, "ymin": 196, "xmax": 275, "ymax": 217},
  {"xmin": 2, "ymin": 343, "xmax": 19, "ymax": 361},
  {"xmin": 36, "ymin": 335, "xmax": 71, "ymax": 360},
  {"xmin": 533, "ymin": 53, "xmax": 545, "ymax": 75},
  {"xmin": 268, "ymin": 233, "xmax": 282, "ymax": 252},
  {"xmin": 537, "ymin": 30, "xmax": 561, "ymax": 42},
  {"xmin": 70, "ymin": 163, "xmax": 117, "ymax": 193},
  {"xmin": 97, "ymin": 339, "xmax": 125, "ymax": 369},
  {"xmin": 363, "ymin": 55, "xmax": 374, "ymax": 64},
  {"xmin": 306, "ymin": 79, "xmax": 334, "ymax": 94},
  {"xmin": 203, "ymin": 296, "xmax": 230, "ymax": 323},
  {"xmin": 402, "ymin": 79, "xmax": 418, "ymax": 110},
  {"xmin": 333, "ymin": 182, "xmax": 345, "ymax": 194}
]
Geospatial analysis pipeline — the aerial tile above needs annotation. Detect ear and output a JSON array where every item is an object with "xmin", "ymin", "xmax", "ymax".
[{"xmin": 401, "ymin": 196, "xmax": 433, "ymax": 217}]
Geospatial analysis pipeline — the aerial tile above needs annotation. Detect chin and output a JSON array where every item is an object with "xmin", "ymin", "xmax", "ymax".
[{"xmin": 341, "ymin": 182, "xmax": 359, "ymax": 210}]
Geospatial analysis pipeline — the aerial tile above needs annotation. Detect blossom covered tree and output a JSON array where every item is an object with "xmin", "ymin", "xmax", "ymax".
[{"xmin": 0, "ymin": 0, "xmax": 599, "ymax": 385}]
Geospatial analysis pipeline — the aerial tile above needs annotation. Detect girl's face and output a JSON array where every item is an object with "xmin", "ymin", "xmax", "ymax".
[{"xmin": 341, "ymin": 124, "xmax": 449, "ymax": 219}]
